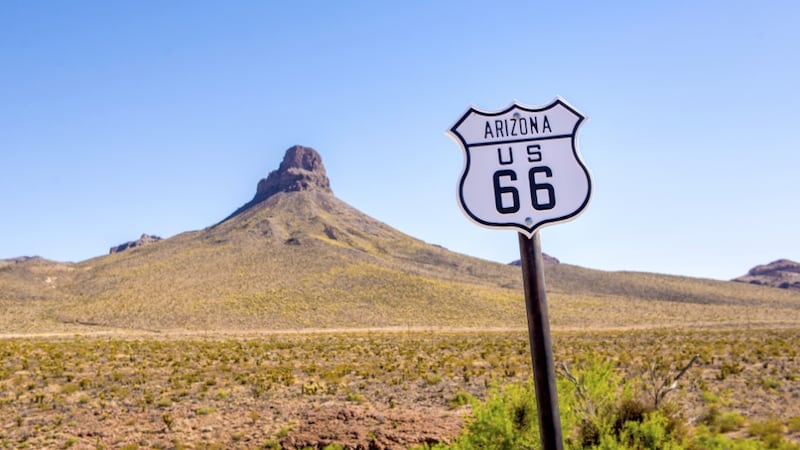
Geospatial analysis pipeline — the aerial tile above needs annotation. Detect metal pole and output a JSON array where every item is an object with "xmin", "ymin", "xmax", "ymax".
[{"xmin": 518, "ymin": 231, "xmax": 563, "ymax": 450}]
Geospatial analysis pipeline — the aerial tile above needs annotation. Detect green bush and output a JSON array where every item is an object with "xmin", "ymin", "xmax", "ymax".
[
  {"xmin": 718, "ymin": 412, "xmax": 746, "ymax": 433},
  {"xmin": 748, "ymin": 419, "xmax": 785, "ymax": 449},
  {"xmin": 559, "ymin": 356, "xmax": 628, "ymax": 447},
  {"xmin": 322, "ymin": 445, "xmax": 346, "ymax": 450},
  {"xmin": 453, "ymin": 380, "xmax": 541, "ymax": 450},
  {"xmin": 619, "ymin": 411, "xmax": 683, "ymax": 449},
  {"xmin": 788, "ymin": 416, "xmax": 800, "ymax": 433},
  {"xmin": 689, "ymin": 427, "xmax": 762, "ymax": 450},
  {"xmin": 419, "ymin": 356, "xmax": 694, "ymax": 450}
]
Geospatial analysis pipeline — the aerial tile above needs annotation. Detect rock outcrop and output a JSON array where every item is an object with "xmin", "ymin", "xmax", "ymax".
[
  {"xmin": 109, "ymin": 234, "xmax": 163, "ymax": 254},
  {"xmin": 256, "ymin": 145, "xmax": 331, "ymax": 199},
  {"xmin": 733, "ymin": 259, "xmax": 800, "ymax": 291},
  {"xmin": 222, "ymin": 145, "xmax": 332, "ymax": 222}
]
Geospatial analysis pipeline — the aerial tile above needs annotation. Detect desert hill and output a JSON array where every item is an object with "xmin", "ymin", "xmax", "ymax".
[
  {"xmin": 2, "ymin": 145, "xmax": 800, "ymax": 334},
  {"xmin": 733, "ymin": 259, "xmax": 800, "ymax": 291}
]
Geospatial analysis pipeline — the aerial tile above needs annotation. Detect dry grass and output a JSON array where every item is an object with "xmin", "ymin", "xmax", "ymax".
[{"xmin": 1, "ymin": 328, "xmax": 799, "ymax": 448}]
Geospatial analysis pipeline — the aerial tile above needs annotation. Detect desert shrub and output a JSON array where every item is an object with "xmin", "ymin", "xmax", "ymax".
[
  {"xmin": 760, "ymin": 377, "xmax": 781, "ymax": 390},
  {"xmin": 747, "ymin": 419, "xmax": 789, "ymax": 449},
  {"xmin": 718, "ymin": 412, "xmax": 746, "ymax": 433},
  {"xmin": 451, "ymin": 380, "xmax": 541, "ymax": 450},
  {"xmin": 448, "ymin": 390, "xmax": 473, "ymax": 409},
  {"xmin": 688, "ymin": 427, "xmax": 762, "ymax": 450},
  {"xmin": 788, "ymin": 416, "xmax": 800, "ymax": 433},
  {"xmin": 563, "ymin": 356, "xmax": 649, "ymax": 447},
  {"xmin": 698, "ymin": 405, "xmax": 748, "ymax": 436},
  {"xmin": 566, "ymin": 359, "xmax": 689, "ymax": 449},
  {"xmin": 717, "ymin": 360, "xmax": 743, "ymax": 380},
  {"xmin": 422, "ymin": 357, "xmax": 690, "ymax": 450},
  {"xmin": 262, "ymin": 440, "xmax": 281, "ymax": 450},
  {"xmin": 618, "ymin": 411, "xmax": 683, "ymax": 449}
]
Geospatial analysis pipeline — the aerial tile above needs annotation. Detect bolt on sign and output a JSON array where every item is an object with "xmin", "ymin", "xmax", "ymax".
[{"xmin": 448, "ymin": 98, "xmax": 592, "ymax": 236}]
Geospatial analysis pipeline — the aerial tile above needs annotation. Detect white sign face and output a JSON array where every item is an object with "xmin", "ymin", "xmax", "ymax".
[{"xmin": 448, "ymin": 99, "xmax": 592, "ymax": 237}]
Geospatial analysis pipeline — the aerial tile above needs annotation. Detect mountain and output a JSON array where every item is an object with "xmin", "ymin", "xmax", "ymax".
[
  {"xmin": 733, "ymin": 259, "xmax": 800, "ymax": 291},
  {"xmin": 1, "ymin": 146, "xmax": 522, "ymax": 332},
  {"xmin": 2, "ymin": 145, "xmax": 800, "ymax": 334}
]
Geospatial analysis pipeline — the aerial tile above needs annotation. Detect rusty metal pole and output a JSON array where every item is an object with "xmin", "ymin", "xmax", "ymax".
[{"xmin": 518, "ymin": 231, "xmax": 563, "ymax": 450}]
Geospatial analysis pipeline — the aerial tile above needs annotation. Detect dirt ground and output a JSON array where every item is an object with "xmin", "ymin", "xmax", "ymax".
[
  {"xmin": 2, "ymin": 377, "xmax": 467, "ymax": 449},
  {"xmin": 2, "ymin": 327, "xmax": 799, "ymax": 449}
]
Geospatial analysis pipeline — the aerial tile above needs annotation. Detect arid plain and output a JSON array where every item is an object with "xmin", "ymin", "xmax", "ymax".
[{"xmin": 2, "ymin": 147, "xmax": 799, "ymax": 449}]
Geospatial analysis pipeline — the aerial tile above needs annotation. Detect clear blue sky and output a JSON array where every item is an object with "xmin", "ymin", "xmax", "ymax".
[{"xmin": 1, "ymin": 1, "xmax": 798, "ymax": 280}]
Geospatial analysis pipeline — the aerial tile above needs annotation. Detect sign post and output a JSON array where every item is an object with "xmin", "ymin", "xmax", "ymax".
[
  {"xmin": 448, "ymin": 99, "xmax": 592, "ymax": 449},
  {"xmin": 518, "ymin": 231, "xmax": 562, "ymax": 448}
]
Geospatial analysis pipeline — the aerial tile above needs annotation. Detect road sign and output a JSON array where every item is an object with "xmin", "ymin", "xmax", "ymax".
[
  {"xmin": 448, "ymin": 98, "xmax": 592, "ymax": 237},
  {"xmin": 448, "ymin": 98, "xmax": 593, "ymax": 450}
]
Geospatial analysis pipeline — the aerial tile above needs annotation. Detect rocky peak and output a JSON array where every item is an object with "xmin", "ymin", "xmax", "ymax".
[
  {"xmin": 223, "ymin": 145, "xmax": 332, "ymax": 222},
  {"xmin": 255, "ymin": 145, "xmax": 332, "ymax": 200}
]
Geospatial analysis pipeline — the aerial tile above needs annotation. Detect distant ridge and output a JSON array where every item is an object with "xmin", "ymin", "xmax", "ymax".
[
  {"xmin": 109, "ymin": 234, "xmax": 163, "ymax": 254},
  {"xmin": 733, "ymin": 259, "xmax": 800, "ymax": 291},
  {"xmin": 0, "ymin": 256, "xmax": 48, "ymax": 265},
  {"xmin": 509, "ymin": 254, "xmax": 560, "ymax": 266}
]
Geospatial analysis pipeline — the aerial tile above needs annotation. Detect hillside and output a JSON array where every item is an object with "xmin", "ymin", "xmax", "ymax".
[{"xmin": 2, "ymin": 145, "xmax": 800, "ymax": 334}]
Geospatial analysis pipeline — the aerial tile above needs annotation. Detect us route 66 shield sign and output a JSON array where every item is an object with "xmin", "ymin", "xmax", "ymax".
[{"xmin": 448, "ymin": 98, "xmax": 592, "ymax": 237}]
